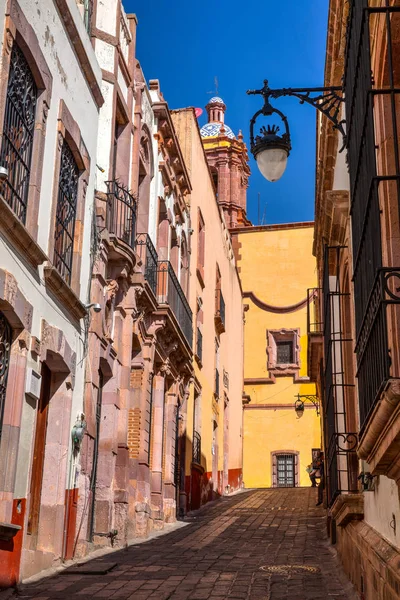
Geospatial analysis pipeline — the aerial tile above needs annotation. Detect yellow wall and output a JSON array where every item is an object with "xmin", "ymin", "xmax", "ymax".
[{"xmin": 236, "ymin": 224, "xmax": 322, "ymax": 488}]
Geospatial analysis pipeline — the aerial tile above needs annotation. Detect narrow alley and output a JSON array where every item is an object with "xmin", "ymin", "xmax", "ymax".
[{"xmin": 14, "ymin": 489, "xmax": 358, "ymax": 600}]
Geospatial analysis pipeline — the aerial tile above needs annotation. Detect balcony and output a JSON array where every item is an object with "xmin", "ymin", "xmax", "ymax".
[
  {"xmin": 136, "ymin": 233, "xmax": 158, "ymax": 296},
  {"xmin": 307, "ymin": 287, "xmax": 323, "ymax": 382},
  {"xmin": 196, "ymin": 328, "xmax": 203, "ymax": 364},
  {"xmin": 106, "ymin": 180, "xmax": 136, "ymax": 248},
  {"xmin": 192, "ymin": 431, "xmax": 201, "ymax": 465},
  {"xmin": 157, "ymin": 261, "xmax": 193, "ymax": 346},
  {"xmin": 215, "ymin": 289, "xmax": 225, "ymax": 334}
]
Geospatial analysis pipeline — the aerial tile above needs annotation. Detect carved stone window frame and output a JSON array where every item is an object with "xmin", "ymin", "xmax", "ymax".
[
  {"xmin": 271, "ymin": 450, "xmax": 299, "ymax": 488},
  {"xmin": 0, "ymin": 0, "xmax": 53, "ymax": 242},
  {"xmin": 267, "ymin": 328, "xmax": 301, "ymax": 381},
  {"xmin": 47, "ymin": 100, "xmax": 90, "ymax": 299}
]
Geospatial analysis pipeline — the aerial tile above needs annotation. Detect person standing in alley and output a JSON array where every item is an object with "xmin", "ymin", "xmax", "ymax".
[{"xmin": 316, "ymin": 452, "xmax": 325, "ymax": 506}]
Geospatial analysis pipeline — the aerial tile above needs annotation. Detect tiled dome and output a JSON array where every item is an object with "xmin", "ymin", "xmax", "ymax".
[
  {"xmin": 208, "ymin": 96, "xmax": 225, "ymax": 104},
  {"xmin": 200, "ymin": 122, "xmax": 235, "ymax": 139}
]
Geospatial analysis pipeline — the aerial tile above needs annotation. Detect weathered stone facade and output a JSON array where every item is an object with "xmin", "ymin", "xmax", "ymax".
[
  {"xmin": 0, "ymin": 0, "xmax": 101, "ymax": 587},
  {"xmin": 312, "ymin": 1, "xmax": 400, "ymax": 599}
]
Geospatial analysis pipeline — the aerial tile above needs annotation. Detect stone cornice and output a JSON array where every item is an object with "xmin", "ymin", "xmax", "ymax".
[
  {"xmin": 314, "ymin": 0, "xmax": 348, "ymax": 263},
  {"xmin": 152, "ymin": 102, "xmax": 192, "ymax": 194},
  {"xmin": 0, "ymin": 194, "xmax": 48, "ymax": 269},
  {"xmin": 43, "ymin": 264, "xmax": 87, "ymax": 322},
  {"xmin": 330, "ymin": 493, "xmax": 364, "ymax": 527}
]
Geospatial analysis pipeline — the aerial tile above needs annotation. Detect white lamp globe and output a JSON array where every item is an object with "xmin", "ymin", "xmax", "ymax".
[{"xmin": 256, "ymin": 147, "xmax": 289, "ymax": 182}]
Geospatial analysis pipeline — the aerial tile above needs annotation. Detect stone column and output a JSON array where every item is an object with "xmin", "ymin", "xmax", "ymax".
[
  {"xmin": 150, "ymin": 367, "xmax": 166, "ymax": 515},
  {"xmin": 163, "ymin": 382, "xmax": 178, "ymax": 522}
]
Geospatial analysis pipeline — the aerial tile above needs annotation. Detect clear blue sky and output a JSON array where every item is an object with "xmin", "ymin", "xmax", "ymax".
[{"xmin": 124, "ymin": 1, "xmax": 329, "ymax": 225}]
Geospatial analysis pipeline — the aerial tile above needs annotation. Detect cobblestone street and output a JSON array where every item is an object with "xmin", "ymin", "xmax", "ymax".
[{"xmin": 14, "ymin": 489, "xmax": 358, "ymax": 600}]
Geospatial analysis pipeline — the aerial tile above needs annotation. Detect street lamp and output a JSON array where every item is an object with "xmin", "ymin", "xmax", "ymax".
[
  {"xmin": 247, "ymin": 80, "xmax": 346, "ymax": 182},
  {"xmin": 294, "ymin": 394, "xmax": 320, "ymax": 418}
]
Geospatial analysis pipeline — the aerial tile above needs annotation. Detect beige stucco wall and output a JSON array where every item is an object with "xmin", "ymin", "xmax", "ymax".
[{"xmin": 172, "ymin": 109, "xmax": 244, "ymax": 493}]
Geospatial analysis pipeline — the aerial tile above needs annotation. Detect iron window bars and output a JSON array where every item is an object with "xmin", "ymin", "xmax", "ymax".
[
  {"xmin": 196, "ymin": 328, "xmax": 203, "ymax": 362},
  {"xmin": 276, "ymin": 454, "xmax": 295, "ymax": 488},
  {"xmin": 0, "ymin": 44, "xmax": 37, "ymax": 224},
  {"xmin": 345, "ymin": 0, "xmax": 400, "ymax": 431},
  {"xmin": 106, "ymin": 180, "xmax": 137, "ymax": 249},
  {"xmin": 157, "ymin": 261, "xmax": 193, "ymax": 346},
  {"xmin": 136, "ymin": 233, "xmax": 158, "ymax": 296},
  {"xmin": 193, "ymin": 430, "xmax": 201, "ymax": 465},
  {"xmin": 0, "ymin": 311, "xmax": 12, "ymax": 442},
  {"xmin": 276, "ymin": 341, "xmax": 294, "ymax": 365},
  {"xmin": 215, "ymin": 368, "xmax": 220, "ymax": 398},
  {"xmin": 53, "ymin": 141, "xmax": 79, "ymax": 285},
  {"xmin": 323, "ymin": 246, "xmax": 358, "ymax": 507}
]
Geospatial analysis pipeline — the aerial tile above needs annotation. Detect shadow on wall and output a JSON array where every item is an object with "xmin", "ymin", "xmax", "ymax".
[{"xmin": 182, "ymin": 436, "xmax": 243, "ymax": 514}]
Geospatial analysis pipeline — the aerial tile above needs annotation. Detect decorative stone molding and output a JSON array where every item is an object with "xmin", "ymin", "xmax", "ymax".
[
  {"xmin": 358, "ymin": 379, "xmax": 400, "ymax": 481},
  {"xmin": 242, "ymin": 393, "xmax": 252, "ymax": 405},
  {"xmin": 330, "ymin": 493, "xmax": 364, "ymax": 527},
  {"xmin": 329, "ymin": 190, "xmax": 350, "ymax": 246},
  {"xmin": 43, "ymin": 264, "xmax": 87, "ymax": 322},
  {"xmin": 0, "ymin": 268, "xmax": 33, "ymax": 331},
  {"xmin": 265, "ymin": 329, "xmax": 309, "ymax": 383},
  {"xmin": 40, "ymin": 319, "xmax": 76, "ymax": 378},
  {"xmin": 0, "ymin": 194, "xmax": 48, "ymax": 269}
]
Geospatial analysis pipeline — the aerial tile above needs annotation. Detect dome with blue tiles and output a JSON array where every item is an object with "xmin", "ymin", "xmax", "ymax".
[
  {"xmin": 200, "ymin": 122, "xmax": 235, "ymax": 139},
  {"xmin": 201, "ymin": 96, "xmax": 236, "ymax": 139}
]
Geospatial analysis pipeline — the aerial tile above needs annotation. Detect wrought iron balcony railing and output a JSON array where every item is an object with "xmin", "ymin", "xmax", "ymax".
[
  {"xmin": 193, "ymin": 431, "xmax": 201, "ymax": 465},
  {"xmin": 157, "ymin": 261, "xmax": 193, "ymax": 346},
  {"xmin": 136, "ymin": 233, "xmax": 158, "ymax": 296},
  {"xmin": 106, "ymin": 180, "xmax": 136, "ymax": 248},
  {"xmin": 215, "ymin": 289, "xmax": 225, "ymax": 334},
  {"xmin": 196, "ymin": 328, "xmax": 203, "ymax": 362},
  {"xmin": 355, "ymin": 268, "xmax": 400, "ymax": 430}
]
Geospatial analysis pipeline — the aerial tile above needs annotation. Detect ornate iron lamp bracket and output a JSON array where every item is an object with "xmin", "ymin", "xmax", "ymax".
[
  {"xmin": 294, "ymin": 394, "xmax": 320, "ymax": 416},
  {"xmin": 247, "ymin": 80, "xmax": 346, "ymax": 151}
]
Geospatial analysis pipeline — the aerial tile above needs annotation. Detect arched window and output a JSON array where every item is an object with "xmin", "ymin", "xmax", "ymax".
[{"xmin": 0, "ymin": 311, "xmax": 12, "ymax": 439}]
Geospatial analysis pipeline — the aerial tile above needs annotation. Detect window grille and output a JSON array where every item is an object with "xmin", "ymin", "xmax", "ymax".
[
  {"xmin": 53, "ymin": 141, "xmax": 79, "ymax": 285},
  {"xmin": 0, "ymin": 311, "xmax": 12, "ymax": 441},
  {"xmin": 276, "ymin": 341, "xmax": 293, "ymax": 364},
  {"xmin": 276, "ymin": 454, "xmax": 295, "ymax": 487},
  {"xmin": 0, "ymin": 44, "xmax": 37, "ymax": 223}
]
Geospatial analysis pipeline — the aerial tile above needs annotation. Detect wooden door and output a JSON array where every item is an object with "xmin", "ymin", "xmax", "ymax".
[{"xmin": 27, "ymin": 363, "xmax": 51, "ymax": 541}]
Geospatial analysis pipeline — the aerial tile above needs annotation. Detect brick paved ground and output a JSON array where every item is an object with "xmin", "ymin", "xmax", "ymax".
[{"xmin": 14, "ymin": 489, "xmax": 358, "ymax": 599}]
